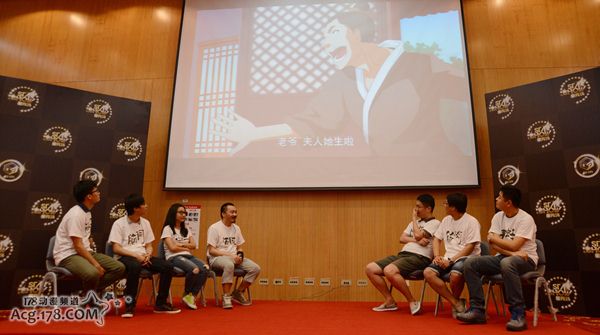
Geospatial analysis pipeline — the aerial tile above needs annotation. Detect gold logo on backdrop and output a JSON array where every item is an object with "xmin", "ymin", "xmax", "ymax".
[
  {"xmin": 42, "ymin": 126, "xmax": 73, "ymax": 153},
  {"xmin": 7, "ymin": 86, "xmax": 39, "ymax": 112},
  {"xmin": 79, "ymin": 167, "xmax": 104, "ymax": 186},
  {"xmin": 109, "ymin": 202, "xmax": 127, "ymax": 220},
  {"xmin": 526, "ymin": 121, "xmax": 556, "ymax": 148},
  {"xmin": 0, "ymin": 159, "xmax": 25, "ymax": 183},
  {"xmin": 17, "ymin": 274, "xmax": 53, "ymax": 297},
  {"xmin": 534, "ymin": 195, "xmax": 566, "ymax": 226},
  {"xmin": 548, "ymin": 276, "xmax": 578, "ymax": 310},
  {"xmin": 85, "ymin": 99, "xmax": 113, "ymax": 124},
  {"xmin": 0, "ymin": 234, "xmax": 15, "ymax": 264},
  {"xmin": 498, "ymin": 165, "xmax": 521, "ymax": 185},
  {"xmin": 560, "ymin": 76, "xmax": 591, "ymax": 104},
  {"xmin": 116, "ymin": 137, "xmax": 142, "ymax": 161},
  {"xmin": 31, "ymin": 197, "xmax": 63, "ymax": 226},
  {"xmin": 488, "ymin": 94, "xmax": 514, "ymax": 120},
  {"xmin": 582, "ymin": 233, "xmax": 600, "ymax": 259},
  {"xmin": 573, "ymin": 154, "xmax": 600, "ymax": 179}
]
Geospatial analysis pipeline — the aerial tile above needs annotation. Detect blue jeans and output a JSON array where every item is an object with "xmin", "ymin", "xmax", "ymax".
[
  {"xmin": 169, "ymin": 254, "xmax": 208, "ymax": 296},
  {"xmin": 463, "ymin": 255, "xmax": 535, "ymax": 311}
]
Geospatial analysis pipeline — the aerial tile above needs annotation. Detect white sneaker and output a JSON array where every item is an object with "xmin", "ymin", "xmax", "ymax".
[
  {"xmin": 182, "ymin": 293, "xmax": 197, "ymax": 310},
  {"xmin": 222, "ymin": 294, "xmax": 233, "ymax": 309},
  {"xmin": 372, "ymin": 303, "xmax": 398, "ymax": 312},
  {"xmin": 410, "ymin": 301, "xmax": 421, "ymax": 315}
]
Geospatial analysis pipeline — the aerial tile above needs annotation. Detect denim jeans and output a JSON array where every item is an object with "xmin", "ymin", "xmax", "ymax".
[
  {"xmin": 463, "ymin": 255, "xmax": 535, "ymax": 310},
  {"xmin": 169, "ymin": 254, "xmax": 208, "ymax": 296},
  {"xmin": 119, "ymin": 255, "xmax": 174, "ymax": 308}
]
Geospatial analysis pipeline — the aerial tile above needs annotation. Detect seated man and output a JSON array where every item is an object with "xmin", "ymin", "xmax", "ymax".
[
  {"xmin": 53, "ymin": 180, "xmax": 125, "ymax": 300},
  {"xmin": 207, "ymin": 202, "xmax": 261, "ymax": 309},
  {"xmin": 457, "ymin": 185, "xmax": 538, "ymax": 331},
  {"xmin": 424, "ymin": 192, "xmax": 481, "ymax": 318},
  {"xmin": 108, "ymin": 194, "xmax": 180, "ymax": 317},
  {"xmin": 365, "ymin": 194, "xmax": 440, "ymax": 315}
]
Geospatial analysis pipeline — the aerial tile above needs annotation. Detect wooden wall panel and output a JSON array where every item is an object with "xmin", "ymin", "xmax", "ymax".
[{"xmin": 1, "ymin": 0, "xmax": 598, "ymax": 303}]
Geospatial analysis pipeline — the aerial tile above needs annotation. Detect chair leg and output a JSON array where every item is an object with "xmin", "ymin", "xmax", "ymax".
[
  {"xmin": 434, "ymin": 294, "xmax": 442, "ymax": 316},
  {"xmin": 418, "ymin": 281, "xmax": 427, "ymax": 305}
]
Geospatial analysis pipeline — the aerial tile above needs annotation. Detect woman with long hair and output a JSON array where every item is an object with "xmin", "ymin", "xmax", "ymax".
[{"xmin": 161, "ymin": 203, "xmax": 209, "ymax": 309}]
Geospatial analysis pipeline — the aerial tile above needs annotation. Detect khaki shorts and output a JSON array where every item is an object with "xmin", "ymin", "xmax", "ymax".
[{"xmin": 375, "ymin": 251, "xmax": 431, "ymax": 276}]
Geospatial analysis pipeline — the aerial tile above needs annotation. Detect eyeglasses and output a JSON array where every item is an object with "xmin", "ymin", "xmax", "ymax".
[{"xmin": 177, "ymin": 210, "xmax": 187, "ymax": 215}]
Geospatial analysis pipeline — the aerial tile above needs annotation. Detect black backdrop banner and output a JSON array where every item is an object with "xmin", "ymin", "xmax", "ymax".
[
  {"xmin": 0, "ymin": 75, "xmax": 150, "ymax": 309},
  {"xmin": 486, "ymin": 67, "xmax": 600, "ymax": 317}
]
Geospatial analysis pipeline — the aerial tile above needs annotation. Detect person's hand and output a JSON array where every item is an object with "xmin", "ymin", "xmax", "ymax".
[
  {"xmin": 432, "ymin": 256, "xmax": 444, "ymax": 266},
  {"xmin": 412, "ymin": 208, "xmax": 419, "ymax": 223},
  {"xmin": 212, "ymin": 112, "xmax": 257, "ymax": 155},
  {"xmin": 418, "ymin": 237, "xmax": 430, "ymax": 246},
  {"xmin": 513, "ymin": 250, "xmax": 528, "ymax": 261},
  {"xmin": 135, "ymin": 253, "xmax": 146, "ymax": 264},
  {"xmin": 94, "ymin": 264, "xmax": 105, "ymax": 277},
  {"xmin": 233, "ymin": 255, "xmax": 243, "ymax": 265}
]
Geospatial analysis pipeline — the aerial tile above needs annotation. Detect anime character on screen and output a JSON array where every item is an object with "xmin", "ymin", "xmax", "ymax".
[{"xmin": 214, "ymin": 4, "xmax": 472, "ymax": 158}]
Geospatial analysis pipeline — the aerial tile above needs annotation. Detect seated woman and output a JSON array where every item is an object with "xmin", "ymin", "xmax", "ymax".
[{"xmin": 161, "ymin": 203, "xmax": 209, "ymax": 310}]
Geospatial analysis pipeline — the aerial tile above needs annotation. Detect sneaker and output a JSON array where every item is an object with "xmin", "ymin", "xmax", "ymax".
[
  {"xmin": 456, "ymin": 308, "xmax": 487, "ymax": 324},
  {"xmin": 452, "ymin": 298, "xmax": 467, "ymax": 319},
  {"xmin": 222, "ymin": 294, "xmax": 233, "ymax": 309},
  {"xmin": 409, "ymin": 301, "xmax": 421, "ymax": 315},
  {"xmin": 121, "ymin": 305, "xmax": 134, "ymax": 318},
  {"xmin": 154, "ymin": 303, "xmax": 181, "ymax": 314},
  {"xmin": 506, "ymin": 308, "xmax": 527, "ymax": 331},
  {"xmin": 372, "ymin": 303, "xmax": 398, "ymax": 312},
  {"xmin": 231, "ymin": 289, "xmax": 252, "ymax": 306},
  {"xmin": 182, "ymin": 293, "xmax": 197, "ymax": 310}
]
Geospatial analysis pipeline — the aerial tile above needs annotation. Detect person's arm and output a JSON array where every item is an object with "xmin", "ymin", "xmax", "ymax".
[
  {"xmin": 71, "ymin": 236, "xmax": 104, "ymax": 277},
  {"xmin": 488, "ymin": 233, "xmax": 529, "ymax": 259},
  {"xmin": 112, "ymin": 242, "xmax": 145, "ymax": 263},
  {"xmin": 164, "ymin": 236, "xmax": 191, "ymax": 253},
  {"xmin": 431, "ymin": 237, "xmax": 445, "ymax": 266},
  {"xmin": 448, "ymin": 242, "xmax": 476, "ymax": 263},
  {"xmin": 399, "ymin": 232, "xmax": 417, "ymax": 244}
]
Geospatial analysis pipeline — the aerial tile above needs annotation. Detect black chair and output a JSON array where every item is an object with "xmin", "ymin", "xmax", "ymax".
[
  {"xmin": 483, "ymin": 239, "xmax": 558, "ymax": 327},
  {"xmin": 38, "ymin": 236, "xmax": 78, "ymax": 296},
  {"xmin": 157, "ymin": 239, "xmax": 218, "ymax": 307},
  {"xmin": 207, "ymin": 250, "xmax": 251, "ymax": 306},
  {"xmin": 105, "ymin": 241, "xmax": 157, "ymax": 306}
]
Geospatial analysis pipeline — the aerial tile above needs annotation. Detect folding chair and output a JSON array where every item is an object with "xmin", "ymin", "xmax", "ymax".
[
  {"xmin": 483, "ymin": 239, "xmax": 558, "ymax": 327},
  {"xmin": 157, "ymin": 240, "xmax": 218, "ymax": 307}
]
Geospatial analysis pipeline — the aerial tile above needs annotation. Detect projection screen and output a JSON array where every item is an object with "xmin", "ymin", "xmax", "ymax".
[{"xmin": 165, "ymin": 0, "xmax": 479, "ymax": 189}]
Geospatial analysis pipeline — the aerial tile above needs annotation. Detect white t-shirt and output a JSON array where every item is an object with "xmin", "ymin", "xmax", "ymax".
[
  {"xmin": 53, "ymin": 205, "xmax": 93, "ymax": 265},
  {"xmin": 489, "ymin": 209, "xmax": 538, "ymax": 265},
  {"xmin": 160, "ymin": 225, "xmax": 192, "ymax": 260},
  {"xmin": 434, "ymin": 212, "xmax": 481, "ymax": 259},
  {"xmin": 206, "ymin": 220, "xmax": 245, "ymax": 264},
  {"xmin": 401, "ymin": 218, "xmax": 441, "ymax": 259},
  {"xmin": 108, "ymin": 216, "xmax": 154, "ymax": 259}
]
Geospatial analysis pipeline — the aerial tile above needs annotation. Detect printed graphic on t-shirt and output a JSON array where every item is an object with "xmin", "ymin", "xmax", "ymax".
[
  {"xmin": 85, "ymin": 221, "xmax": 91, "ymax": 236},
  {"xmin": 223, "ymin": 237, "xmax": 236, "ymax": 245},
  {"xmin": 501, "ymin": 228, "xmax": 516, "ymax": 240},
  {"xmin": 446, "ymin": 230, "xmax": 463, "ymax": 244},
  {"xmin": 127, "ymin": 229, "xmax": 144, "ymax": 246}
]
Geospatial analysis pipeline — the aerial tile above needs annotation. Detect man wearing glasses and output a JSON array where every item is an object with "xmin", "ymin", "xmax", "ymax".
[{"xmin": 53, "ymin": 180, "xmax": 125, "ymax": 298}]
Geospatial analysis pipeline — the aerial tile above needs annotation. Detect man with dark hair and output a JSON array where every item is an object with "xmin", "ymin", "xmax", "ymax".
[
  {"xmin": 108, "ymin": 194, "xmax": 180, "ymax": 317},
  {"xmin": 457, "ymin": 185, "xmax": 537, "ymax": 331},
  {"xmin": 424, "ymin": 192, "xmax": 481, "ymax": 318},
  {"xmin": 365, "ymin": 194, "xmax": 440, "ymax": 315},
  {"xmin": 207, "ymin": 202, "xmax": 261, "ymax": 309},
  {"xmin": 53, "ymin": 180, "xmax": 125, "ymax": 298}
]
